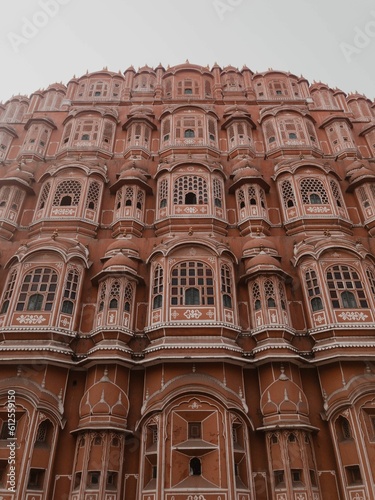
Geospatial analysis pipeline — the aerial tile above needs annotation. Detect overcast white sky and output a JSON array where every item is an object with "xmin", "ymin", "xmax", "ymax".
[{"xmin": 0, "ymin": 0, "xmax": 374, "ymax": 102}]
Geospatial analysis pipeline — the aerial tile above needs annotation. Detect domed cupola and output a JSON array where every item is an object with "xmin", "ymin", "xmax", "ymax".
[
  {"xmin": 345, "ymin": 159, "xmax": 375, "ymax": 190},
  {"xmin": 242, "ymin": 237, "xmax": 279, "ymax": 259},
  {"xmin": 2, "ymin": 162, "xmax": 35, "ymax": 192},
  {"xmin": 103, "ymin": 235, "xmax": 141, "ymax": 261},
  {"xmin": 78, "ymin": 369, "xmax": 129, "ymax": 431},
  {"xmin": 260, "ymin": 366, "xmax": 311, "ymax": 428}
]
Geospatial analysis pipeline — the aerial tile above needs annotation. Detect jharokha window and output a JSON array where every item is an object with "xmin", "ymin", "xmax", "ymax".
[
  {"xmin": 173, "ymin": 176, "xmax": 208, "ymax": 205},
  {"xmin": 300, "ymin": 178, "xmax": 329, "ymax": 205},
  {"xmin": 52, "ymin": 180, "xmax": 82, "ymax": 207},
  {"xmin": 170, "ymin": 261, "xmax": 214, "ymax": 306},
  {"xmin": 16, "ymin": 268, "xmax": 58, "ymax": 312},
  {"xmin": 326, "ymin": 265, "xmax": 368, "ymax": 309}
]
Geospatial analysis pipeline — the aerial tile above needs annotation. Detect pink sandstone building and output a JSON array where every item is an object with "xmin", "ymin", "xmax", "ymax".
[{"xmin": 0, "ymin": 62, "xmax": 375, "ymax": 500}]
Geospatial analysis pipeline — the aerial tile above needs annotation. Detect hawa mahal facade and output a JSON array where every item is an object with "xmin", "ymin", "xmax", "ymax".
[{"xmin": 0, "ymin": 62, "xmax": 375, "ymax": 500}]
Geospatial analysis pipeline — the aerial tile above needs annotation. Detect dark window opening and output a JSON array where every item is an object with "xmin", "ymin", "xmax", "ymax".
[
  {"xmin": 292, "ymin": 469, "xmax": 303, "ymax": 485},
  {"xmin": 109, "ymin": 298, "xmax": 118, "ymax": 309},
  {"xmin": 274, "ymin": 470, "xmax": 285, "ymax": 488},
  {"xmin": 106, "ymin": 471, "xmax": 118, "ymax": 489},
  {"xmin": 310, "ymin": 193, "xmax": 322, "ymax": 204},
  {"xmin": 190, "ymin": 457, "xmax": 201, "ymax": 476},
  {"xmin": 153, "ymin": 295, "xmax": 162, "ymax": 309},
  {"xmin": 27, "ymin": 294, "xmax": 43, "ymax": 311},
  {"xmin": 341, "ymin": 290, "xmax": 357, "ymax": 308},
  {"xmin": 60, "ymin": 195, "xmax": 72, "ymax": 206},
  {"xmin": 267, "ymin": 297, "xmax": 276, "ymax": 308},
  {"xmin": 223, "ymin": 294, "xmax": 232, "ymax": 308},
  {"xmin": 346, "ymin": 465, "xmax": 362, "ymax": 485},
  {"xmin": 311, "ymin": 297, "xmax": 323, "ymax": 311},
  {"xmin": 27, "ymin": 469, "xmax": 45, "ymax": 490},
  {"xmin": 61, "ymin": 300, "xmax": 73, "ymax": 314},
  {"xmin": 185, "ymin": 192, "xmax": 197, "ymax": 205},
  {"xmin": 0, "ymin": 300, "xmax": 9, "ymax": 315},
  {"xmin": 184, "ymin": 129, "xmax": 195, "ymax": 138},
  {"xmin": 87, "ymin": 471, "xmax": 100, "ymax": 489},
  {"xmin": 185, "ymin": 287, "xmax": 200, "ymax": 305}
]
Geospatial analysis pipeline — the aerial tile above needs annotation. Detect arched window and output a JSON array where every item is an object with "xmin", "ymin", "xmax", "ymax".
[
  {"xmin": 124, "ymin": 283, "xmax": 133, "ymax": 313},
  {"xmin": 281, "ymin": 180, "xmax": 296, "ymax": 209},
  {"xmin": 310, "ymin": 193, "xmax": 321, "ymax": 204},
  {"xmin": 341, "ymin": 291, "xmax": 357, "ymax": 308},
  {"xmin": 16, "ymin": 268, "xmax": 58, "ymax": 312},
  {"xmin": 336, "ymin": 416, "xmax": 352, "ymax": 441},
  {"xmin": 159, "ymin": 179, "xmax": 168, "ymax": 209},
  {"xmin": 223, "ymin": 294, "xmax": 232, "ymax": 308},
  {"xmin": 305, "ymin": 269, "xmax": 324, "ymax": 312},
  {"xmin": 35, "ymin": 419, "xmax": 52, "ymax": 446},
  {"xmin": 311, "ymin": 297, "xmax": 323, "ymax": 311},
  {"xmin": 300, "ymin": 178, "xmax": 329, "ymax": 205},
  {"xmin": 60, "ymin": 195, "xmax": 72, "ymax": 206},
  {"xmin": 27, "ymin": 294, "xmax": 44, "ymax": 311},
  {"xmin": 221, "ymin": 264, "xmax": 233, "ymax": 309},
  {"xmin": 0, "ymin": 300, "xmax": 9, "ymax": 314},
  {"xmin": 37, "ymin": 182, "xmax": 51, "ymax": 211},
  {"xmin": 86, "ymin": 181, "xmax": 101, "ymax": 212},
  {"xmin": 0, "ymin": 269, "xmax": 17, "ymax": 315},
  {"xmin": 171, "ymin": 261, "xmax": 214, "ymax": 306},
  {"xmin": 185, "ymin": 287, "xmax": 200, "ymax": 305},
  {"xmin": 153, "ymin": 295, "xmax": 162, "ymax": 309},
  {"xmin": 62, "ymin": 268, "xmax": 80, "ymax": 315},
  {"xmin": 326, "ymin": 265, "xmax": 368, "ymax": 309},
  {"xmin": 109, "ymin": 281, "xmax": 120, "ymax": 310},
  {"xmin": 109, "ymin": 298, "xmax": 118, "ymax": 309},
  {"xmin": 185, "ymin": 192, "xmax": 197, "ymax": 205},
  {"xmin": 213, "ymin": 178, "xmax": 223, "ymax": 208},
  {"xmin": 184, "ymin": 129, "xmax": 195, "ymax": 138},
  {"xmin": 152, "ymin": 265, "xmax": 164, "ymax": 310},
  {"xmin": 265, "ymin": 280, "xmax": 276, "ymax": 307},
  {"xmin": 52, "ymin": 180, "xmax": 81, "ymax": 207},
  {"xmin": 61, "ymin": 300, "xmax": 73, "ymax": 314},
  {"xmin": 190, "ymin": 457, "xmax": 201, "ymax": 476}
]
